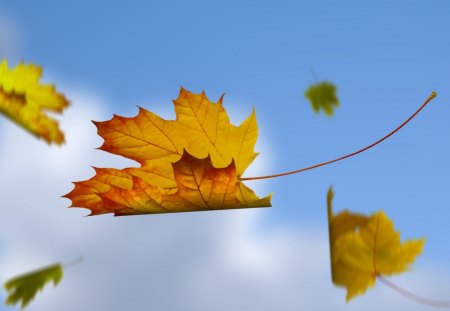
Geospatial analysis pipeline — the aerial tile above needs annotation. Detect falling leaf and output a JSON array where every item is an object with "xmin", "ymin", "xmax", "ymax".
[
  {"xmin": 305, "ymin": 81, "xmax": 339, "ymax": 116},
  {"xmin": 327, "ymin": 187, "xmax": 425, "ymax": 301},
  {"xmin": 4, "ymin": 263, "xmax": 63, "ymax": 309},
  {"xmin": 0, "ymin": 59, "xmax": 69, "ymax": 144},
  {"xmin": 64, "ymin": 88, "xmax": 271, "ymax": 215}
]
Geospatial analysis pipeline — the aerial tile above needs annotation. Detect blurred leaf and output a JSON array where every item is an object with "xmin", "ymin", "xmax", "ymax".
[
  {"xmin": 305, "ymin": 81, "xmax": 339, "ymax": 116},
  {"xmin": 0, "ymin": 59, "xmax": 69, "ymax": 144},
  {"xmin": 4, "ymin": 263, "xmax": 63, "ymax": 309},
  {"xmin": 327, "ymin": 187, "xmax": 425, "ymax": 301}
]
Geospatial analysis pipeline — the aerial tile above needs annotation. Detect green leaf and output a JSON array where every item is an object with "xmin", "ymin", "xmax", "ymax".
[
  {"xmin": 4, "ymin": 263, "xmax": 63, "ymax": 309},
  {"xmin": 305, "ymin": 81, "xmax": 339, "ymax": 116}
]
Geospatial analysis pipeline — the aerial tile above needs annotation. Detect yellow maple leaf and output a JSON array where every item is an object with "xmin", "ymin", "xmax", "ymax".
[
  {"xmin": 0, "ymin": 59, "xmax": 69, "ymax": 144},
  {"xmin": 64, "ymin": 88, "xmax": 271, "ymax": 215},
  {"xmin": 327, "ymin": 187, "xmax": 425, "ymax": 301}
]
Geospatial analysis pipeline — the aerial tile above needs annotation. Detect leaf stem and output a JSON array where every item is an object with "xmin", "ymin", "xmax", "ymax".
[
  {"xmin": 377, "ymin": 274, "xmax": 450, "ymax": 308},
  {"xmin": 240, "ymin": 92, "xmax": 437, "ymax": 181},
  {"xmin": 310, "ymin": 66, "xmax": 319, "ymax": 83},
  {"xmin": 62, "ymin": 256, "xmax": 83, "ymax": 269}
]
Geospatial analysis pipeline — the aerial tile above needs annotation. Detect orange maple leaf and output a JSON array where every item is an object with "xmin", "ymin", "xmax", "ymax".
[
  {"xmin": 64, "ymin": 88, "xmax": 271, "ymax": 215},
  {"xmin": 0, "ymin": 59, "xmax": 69, "ymax": 144}
]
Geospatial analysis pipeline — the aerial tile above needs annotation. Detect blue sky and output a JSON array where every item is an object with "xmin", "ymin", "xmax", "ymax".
[{"xmin": 1, "ymin": 0, "xmax": 450, "ymax": 310}]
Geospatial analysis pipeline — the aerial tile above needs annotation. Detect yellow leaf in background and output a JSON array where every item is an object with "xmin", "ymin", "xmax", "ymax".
[
  {"xmin": 0, "ymin": 59, "xmax": 69, "ymax": 144},
  {"xmin": 327, "ymin": 187, "xmax": 425, "ymax": 301},
  {"xmin": 64, "ymin": 88, "xmax": 271, "ymax": 216},
  {"xmin": 4, "ymin": 263, "xmax": 63, "ymax": 309},
  {"xmin": 305, "ymin": 81, "xmax": 339, "ymax": 116}
]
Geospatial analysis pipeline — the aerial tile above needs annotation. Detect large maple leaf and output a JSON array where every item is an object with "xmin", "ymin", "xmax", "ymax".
[
  {"xmin": 0, "ymin": 59, "xmax": 69, "ymax": 144},
  {"xmin": 327, "ymin": 188, "xmax": 424, "ymax": 301},
  {"xmin": 64, "ymin": 88, "xmax": 271, "ymax": 215}
]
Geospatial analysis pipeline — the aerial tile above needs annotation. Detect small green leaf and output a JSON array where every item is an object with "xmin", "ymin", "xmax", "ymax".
[
  {"xmin": 4, "ymin": 263, "xmax": 63, "ymax": 309},
  {"xmin": 305, "ymin": 81, "xmax": 339, "ymax": 117}
]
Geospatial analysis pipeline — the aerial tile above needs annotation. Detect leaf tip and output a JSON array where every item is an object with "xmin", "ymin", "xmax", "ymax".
[
  {"xmin": 178, "ymin": 85, "xmax": 189, "ymax": 97},
  {"xmin": 218, "ymin": 92, "xmax": 226, "ymax": 103}
]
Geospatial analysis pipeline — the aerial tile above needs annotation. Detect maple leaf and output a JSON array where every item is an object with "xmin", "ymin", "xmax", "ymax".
[
  {"xmin": 0, "ymin": 59, "xmax": 69, "ymax": 144},
  {"xmin": 4, "ymin": 263, "xmax": 63, "ymax": 309},
  {"xmin": 305, "ymin": 81, "xmax": 339, "ymax": 116},
  {"xmin": 64, "ymin": 88, "xmax": 271, "ymax": 215},
  {"xmin": 327, "ymin": 187, "xmax": 425, "ymax": 301}
]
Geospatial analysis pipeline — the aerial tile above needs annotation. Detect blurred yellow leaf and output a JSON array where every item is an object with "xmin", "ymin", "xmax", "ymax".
[
  {"xmin": 4, "ymin": 263, "xmax": 63, "ymax": 309},
  {"xmin": 0, "ymin": 59, "xmax": 69, "ymax": 144},
  {"xmin": 327, "ymin": 187, "xmax": 425, "ymax": 301},
  {"xmin": 305, "ymin": 81, "xmax": 339, "ymax": 116}
]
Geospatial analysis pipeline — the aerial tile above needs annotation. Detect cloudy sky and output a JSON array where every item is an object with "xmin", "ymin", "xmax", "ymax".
[{"xmin": 1, "ymin": 1, "xmax": 450, "ymax": 310}]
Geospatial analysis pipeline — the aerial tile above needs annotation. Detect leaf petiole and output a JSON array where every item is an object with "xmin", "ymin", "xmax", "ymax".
[
  {"xmin": 62, "ymin": 256, "xmax": 83, "ymax": 269},
  {"xmin": 240, "ymin": 92, "xmax": 437, "ymax": 181},
  {"xmin": 377, "ymin": 274, "xmax": 450, "ymax": 308}
]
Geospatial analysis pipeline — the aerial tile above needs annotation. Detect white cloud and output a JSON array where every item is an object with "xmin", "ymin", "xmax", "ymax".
[{"xmin": 0, "ymin": 88, "xmax": 448, "ymax": 311}]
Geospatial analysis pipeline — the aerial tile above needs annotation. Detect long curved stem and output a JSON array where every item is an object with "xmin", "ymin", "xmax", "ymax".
[
  {"xmin": 377, "ymin": 274, "xmax": 450, "ymax": 308},
  {"xmin": 241, "ymin": 92, "xmax": 437, "ymax": 181}
]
